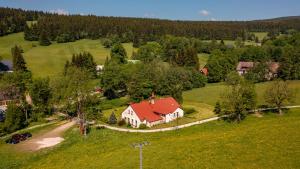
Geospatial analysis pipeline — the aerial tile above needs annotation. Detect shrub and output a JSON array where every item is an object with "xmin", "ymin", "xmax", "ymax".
[
  {"xmin": 118, "ymin": 119, "xmax": 126, "ymax": 126},
  {"xmin": 4, "ymin": 104, "xmax": 27, "ymax": 133},
  {"xmin": 102, "ymin": 38, "xmax": 113, "ymax": 48},
  {"xmin": 183, "ymin": 107, "xmax": 197, "ymax": 115},
  {"xmin": 213, "ymin": 101, "xmax": 222, "ymax": 114},
  {"xmin": 95, "ymin": 126, "xmax": 105, "ymax": 130},
  {"xmin": 139, "ymin": 123, "xmax": 147, "ymax": 129}
]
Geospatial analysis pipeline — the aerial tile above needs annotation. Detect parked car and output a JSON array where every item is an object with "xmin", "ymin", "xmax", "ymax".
[
  {"xmin": 5, "ymin": 132, "xmax": 32, "ymax": 144},
  {"xmin": 22, "ymin": 132, "xmax": 32, "ymax": 138}
]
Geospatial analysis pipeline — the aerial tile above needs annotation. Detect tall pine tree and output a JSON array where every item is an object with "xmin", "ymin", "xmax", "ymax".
[
  {"xmin": 12, "ymin": 45, "xmax": 27, "ymax": 72},
  {"xmin": 39, "ymin": 31, "xmax": 51, "ymax": 46}
]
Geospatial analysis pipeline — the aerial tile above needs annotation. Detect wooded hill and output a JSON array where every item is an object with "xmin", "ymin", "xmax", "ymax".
[{"xmin": 1, "ymin": 7, "xmax": 300, "ymax": 42}]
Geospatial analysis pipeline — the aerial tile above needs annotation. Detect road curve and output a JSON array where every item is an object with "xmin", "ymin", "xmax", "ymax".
[{"xmin": 97, "ymin": 105, "xmax": 300, "ymax": 133}]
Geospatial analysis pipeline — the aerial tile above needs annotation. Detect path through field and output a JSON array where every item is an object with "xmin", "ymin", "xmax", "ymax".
[{"xmin": 17, "ymin": 120, "xmax": 76, "ymax": 151}]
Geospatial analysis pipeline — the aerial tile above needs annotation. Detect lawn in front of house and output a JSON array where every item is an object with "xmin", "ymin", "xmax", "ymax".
[{"xmin": 1, "ymin": 108, "xmax": 299, "ymax": 169}]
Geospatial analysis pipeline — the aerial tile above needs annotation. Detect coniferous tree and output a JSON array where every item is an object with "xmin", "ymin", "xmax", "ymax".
[
  {"xmin": 11, "ymin": 45, "xmax": 27, "ymax": 72},
  {"xmin": 108, "ymin": 112, "xmax": 117, "ymax": 124},
  {"xmin": 39, "ymin": 31, "xmax": 51, "ymax": 46}
]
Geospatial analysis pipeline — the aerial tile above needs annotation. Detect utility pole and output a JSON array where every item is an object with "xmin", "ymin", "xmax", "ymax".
[
  {"xmin": 132, "ymin": 142, "xmax": 149, "ymax": 169},
  {"xmin": 176, "ymin": 112, "xmax": 179, "ymax": 131}
]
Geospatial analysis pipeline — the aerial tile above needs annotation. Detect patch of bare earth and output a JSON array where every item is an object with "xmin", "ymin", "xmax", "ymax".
[
  {"xmin": 16, "ymin": 120, "xmax": 76, "ymax": 152},
  {"xmin": 253, "ymin": 112, "xmax": 264, "ymax": 118}
]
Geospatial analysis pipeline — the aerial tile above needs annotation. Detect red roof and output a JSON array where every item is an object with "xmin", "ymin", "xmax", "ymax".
[
  {"xmin": 201, "ymin": 67, "xmax": 208, "ymax": 76},
  {"xmin": 236, "ymin": 62, "xmax": 254, "ymax": 70},
  {"xmin": 267, "ymin": 62, "xmax": 280, "ymax": 73},
  {"xmin": 130, "ymin": 97, "xmax": 180, "ymax": 122}
]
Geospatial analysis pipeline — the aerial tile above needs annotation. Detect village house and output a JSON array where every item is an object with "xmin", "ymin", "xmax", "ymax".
[
  {"xmin": 121, "ymin": 96, "xmax": 184, "ymax": 128},
  {"xmin": 236, "ymin": 61, "xmax": 279, "ymax": 79},
  {"xmin": 236, "ymin": 61, "xmax": 255, "ymax": 75}
]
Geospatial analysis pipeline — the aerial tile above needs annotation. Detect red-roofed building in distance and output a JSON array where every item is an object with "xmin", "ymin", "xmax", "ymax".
[
  {"xmin": 200, "ymin": 67, "xmax": 208, "ymax": 76},
  {"xmin": 121, "ymin": 96, "xmax": 184, "ymax": 128}
]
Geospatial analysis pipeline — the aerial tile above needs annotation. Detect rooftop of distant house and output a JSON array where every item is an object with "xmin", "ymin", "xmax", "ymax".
[{"xmin": 236, "ymin": 61, "xmax": 279, "ymax": 73}]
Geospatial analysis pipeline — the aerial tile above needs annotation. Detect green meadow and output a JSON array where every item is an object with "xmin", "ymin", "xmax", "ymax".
[
  {"xmin": 253, "ymin": 32, "xmax": 268, "ymax": 41},
  {"xmin": 0, "ymin": 108, "xmax": 299, "ymax": 169},
  {"xmin": 183, "ymin": 80, "xmax": 300, "ymax": 106},
  {"xmin": 0, "ymin": 33, "xmax": 135, "ymax": 77},
  {"xmin": 198, "ymin": 53, "xmax": 209, "ymax": 68}
]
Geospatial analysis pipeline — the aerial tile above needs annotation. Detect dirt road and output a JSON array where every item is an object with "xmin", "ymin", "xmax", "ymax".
[{"xmin": 17, "ymin": 120, "xmax": 76, "ymax": 152}]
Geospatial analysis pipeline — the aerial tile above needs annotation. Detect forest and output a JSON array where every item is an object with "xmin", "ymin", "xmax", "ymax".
[{"xmin": 1, "ymin": 7, "xmax": 300, "ymax": 44}]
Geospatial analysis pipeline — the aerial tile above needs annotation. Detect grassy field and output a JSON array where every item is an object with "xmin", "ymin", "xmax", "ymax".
[
  {"xmin": 252, "ymin": 32, "xmax": 268, "ymax": 41},
  {"xmin": 198, "ymin": 53, "xmax": 209, "ymax": 68},
  {"xmin": 183, "ymin": 80, "xmax": 300, "ymax": 106},
  {"xmin": 0, "ymin": 33, "xmax": 135, "ymax": 77},
  {"xmin": 100, "ymin": 80, "xmax": 300, "ymax": 128},
  {"xmin": 0, "ymin": 108, "xmax": 299, "ymax": 169}
]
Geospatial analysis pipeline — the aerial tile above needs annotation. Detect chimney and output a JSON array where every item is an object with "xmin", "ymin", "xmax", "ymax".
[{"xmin": 149, "ymin": 92, "xmax": 155, "ymax": 104}]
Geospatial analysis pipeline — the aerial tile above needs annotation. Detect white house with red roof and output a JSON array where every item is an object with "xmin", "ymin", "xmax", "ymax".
[{"xmin": 121, "ymin": 97, "xmax": 184, "ymax": 128}]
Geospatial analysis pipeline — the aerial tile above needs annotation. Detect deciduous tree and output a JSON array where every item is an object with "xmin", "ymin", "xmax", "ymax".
[{"xmin": 264, "ymin": 80, "xmax": 294, "ymax": 114}]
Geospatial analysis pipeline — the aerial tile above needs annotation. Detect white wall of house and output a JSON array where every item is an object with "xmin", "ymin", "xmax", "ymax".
[
  {"xmin": 147, "ymin": 120, "xmax": 164, "ymax": 127},
  {"xmin": 165, "ymin": 108, "xmax": 184, "ymax": 123},
  {"xmin": 121, "ymin": 106, "xmax": 142, "ymax": 128},
  {"xmin": 237, "ymin": 70, "xmax": 247, "ymax": 76}
]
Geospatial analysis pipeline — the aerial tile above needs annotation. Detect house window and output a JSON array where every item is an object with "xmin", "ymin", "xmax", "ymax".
[
  {"xmin": 135, "ymin": 120, "xmax": 137, "ymax": 126},
  {"xmin": 131, "ymin": 119, "xmax": 133, "ymax": 124}
]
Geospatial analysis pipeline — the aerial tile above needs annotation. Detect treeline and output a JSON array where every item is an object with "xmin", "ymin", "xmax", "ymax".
[
  {"xmin": 26, "ymin": 15, "xmax": 300, "ymax": 44},
  {"xmin": 0, "ymin": 8, "xmax": 45, "ymax": 36},
  {"xmin": 0, "ymin": 7, "xmax": 297, "ymax": 43}
]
